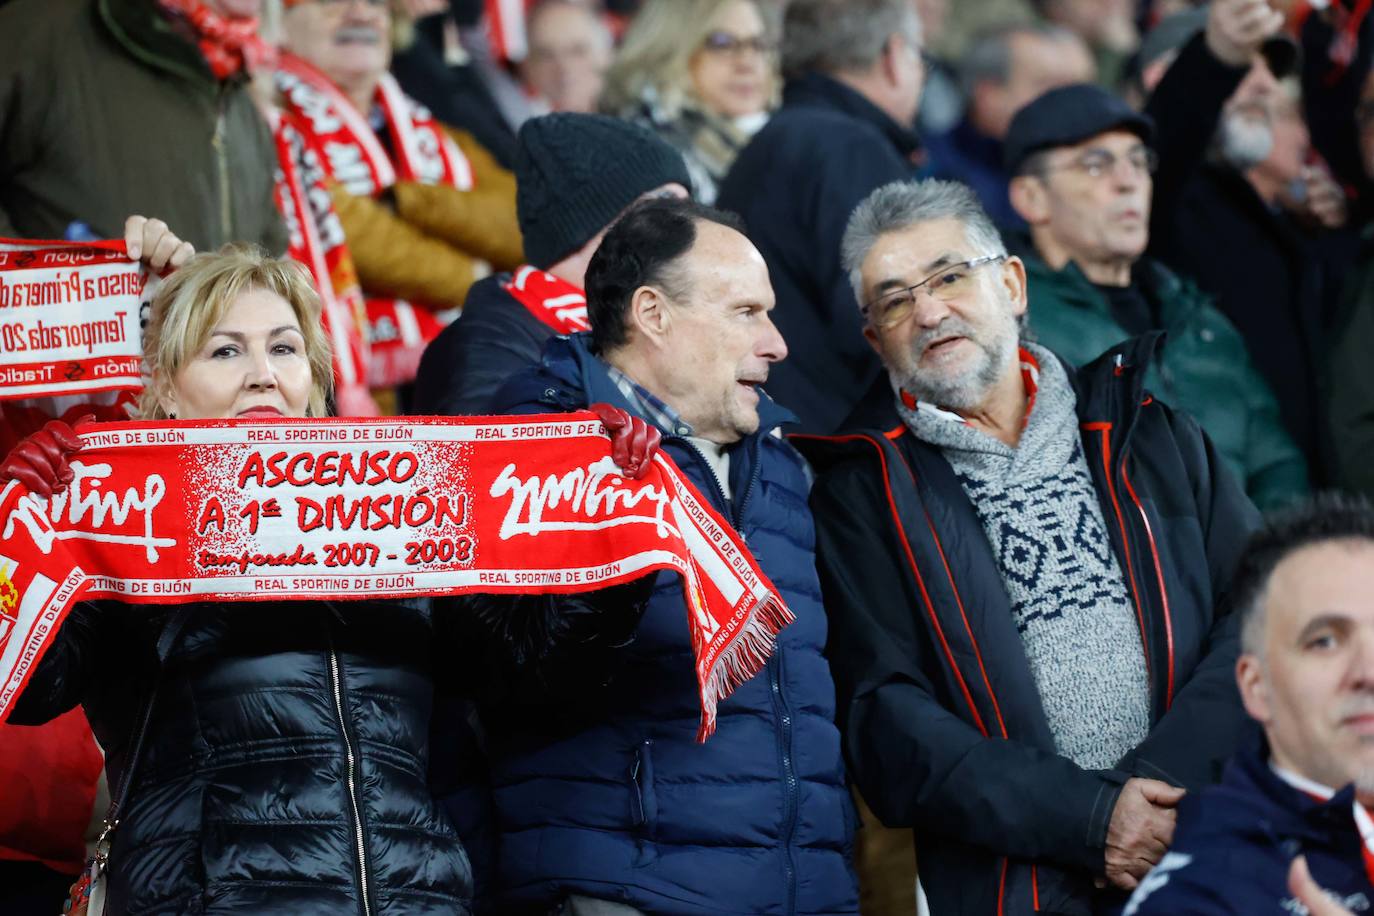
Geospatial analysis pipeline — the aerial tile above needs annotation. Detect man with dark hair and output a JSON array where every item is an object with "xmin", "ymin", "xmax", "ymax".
[
  {"xmin": 716, "ymin": 0, "xmax": 925, "ymax": 434},
  {"xmin": 414, "ymin": 112, "xmax": 691, "ymax": 416},
  {"xmin": 1126, "ymin": 494, "xmax": 1374, "ymax": 915},
  {"xmin": 476, "ymin": 197, "xmax": 859, "ymax": 914},
  {"xmin": 803, "ymin": 177, "xmax": 1257, "ymax": 915},
  {"xmin": 1005, "ymin": 82, "xmax": 1308, "ymax": 511}
]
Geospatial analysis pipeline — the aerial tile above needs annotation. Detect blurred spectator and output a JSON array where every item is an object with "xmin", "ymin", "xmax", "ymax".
[
  {"xmin": 1297, "ymin": 0, "xmax": 1374, "ymax": 196},
  {"xmin": 277, "ymin": 0, "xmax": 523, "ymax": 390},
  {"xmin": 414, "ymin": 113, "xmax": 691, "ymax": 415},
  {"xmin": 1006, "ymin": 83, "xmax": 1309, "ymax": 510},
  {"xmin": 1126, "ymin": 495, "xmax": 1374, "ymax": 915},
  {"xmin": 520, "ymin": 0, "xmax": 613, "ymax": 114},
  {"xmin": 914, "ymin": 0, "xmax": 963, "ymax": 138},
  {"xmin": 602, "ymin": 0, "xmax": 777, "ymax": 203},
  {"xmin": 1327, "ymin": 64, "xmax": 1374, "ymax": 500},
  {"xmin": 0, "ymin": 0, "xmax": 284, "ymax": 250},
  {"xmin": 390, "ymin": 0, "xmax": 530, "ymax": 167},
  {"xmin": 716, "ymin": 0, "xmax": 924, "ymax": 433},
  {"xmin": 1035, "ymin": 0, "xmax": 1140, "ymax": 87},
  {"xmin": 925, "ymin": 24, "xmax": 1095, "ymax": 227},
  {"xmin": 1145, "ymin": 0, "xmax": 1344, "ymax": 480}
]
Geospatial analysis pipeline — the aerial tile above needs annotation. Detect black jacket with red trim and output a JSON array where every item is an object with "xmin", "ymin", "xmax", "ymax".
[{"xmin": 795, "ymin": 335, "xmax": 1259, "ymax": 916}]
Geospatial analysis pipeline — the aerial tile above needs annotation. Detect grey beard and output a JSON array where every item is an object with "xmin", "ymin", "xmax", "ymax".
[
  {"xmin": 1216, "ymin": 112, "xmax": 1275, "ymax": 171},
  {"xmin": 897, "ymin": 322, "xmax": 1017, "ymax": 411}
]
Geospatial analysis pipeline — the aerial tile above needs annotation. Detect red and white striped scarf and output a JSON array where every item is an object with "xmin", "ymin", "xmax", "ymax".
[
  {"xmin": 503, "ymin": 266, "xmax": 590, "ymax": 334},
  {"xmin": 158, "ymin": 0, "xmax": 270, "ymax": 81},
  {"xmin": 274, "ymin": 52, "xmax": 474, "ymax": 199}
]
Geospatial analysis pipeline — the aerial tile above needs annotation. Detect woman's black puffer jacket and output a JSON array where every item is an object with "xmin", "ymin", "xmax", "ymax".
[{"xmin": 10, "ymin": 597, "xmax": 472, "ymax": 915}]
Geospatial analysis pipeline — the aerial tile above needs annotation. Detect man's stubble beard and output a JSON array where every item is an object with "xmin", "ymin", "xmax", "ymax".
[{"xmin": 894, "ymin": 311, "xmax": 1020, "ymax": 412}]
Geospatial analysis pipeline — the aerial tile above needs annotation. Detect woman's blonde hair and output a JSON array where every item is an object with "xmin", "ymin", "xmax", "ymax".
[
  {"xmin": 140, "ymin": 245, "xmax": 333, "ymax": 420},
  {"xmin": 600, "ymin": 0, "xmax": 772, "ymax": 117}
]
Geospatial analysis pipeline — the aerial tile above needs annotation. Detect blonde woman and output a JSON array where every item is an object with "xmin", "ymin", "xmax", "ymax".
[
  {"xmin": 602, "ymin": 0, "xmax": 776, "ymax": 203},
  {"xmin": 1, "ymin": 240, "xmax": 658, "ymax": 915}
]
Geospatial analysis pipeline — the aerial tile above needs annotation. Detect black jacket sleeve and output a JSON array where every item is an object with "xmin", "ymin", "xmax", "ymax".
[
  {"xmin": 814, "ymin": 462, "xmax": 1124, "ymax": 872},
  {"xmin": 1145, "ymin": 34, "xmax": 1248, "ymax": 251},
  {"xmin": 413, "ymin": 280, "xmax": 552, "ymax": 416},
  {"xmin": 7, "ymin": 602, "xmax": 108, "ymax": 726},
  {"xmin": 1120, "ymin": 411, "xmax": 1258, "ymax": 789}
]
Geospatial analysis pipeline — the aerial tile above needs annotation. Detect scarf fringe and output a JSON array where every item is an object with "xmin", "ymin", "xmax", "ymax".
[{"xmin": 696, "ymin": 591, "xmax": 796, "ymax": 742}]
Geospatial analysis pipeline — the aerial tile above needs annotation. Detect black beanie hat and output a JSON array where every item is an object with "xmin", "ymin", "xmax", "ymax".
[{"xmin": 515, "ymin": 113, "xmax": 694, "ymax": 269}]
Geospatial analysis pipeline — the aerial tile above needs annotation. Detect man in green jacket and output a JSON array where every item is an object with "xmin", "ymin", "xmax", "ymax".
[
  {"xmin": 1005, "ymin": 83, "xmax": 1307, "ymax": 511},
  {"xmin": 0, "ymin": 0, "xmax": 285, "ymax": 252}
]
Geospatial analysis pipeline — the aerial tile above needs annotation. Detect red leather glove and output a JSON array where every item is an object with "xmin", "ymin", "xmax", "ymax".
[
  {"xmin": 0, "ymin": 417, "xmax": 90, "ymax": 497},
  {"xmin": 589, "ymin": 403, "xmax": 662, "ymax": 480}
]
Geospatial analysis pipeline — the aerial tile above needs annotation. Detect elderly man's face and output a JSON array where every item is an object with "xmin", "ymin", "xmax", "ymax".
[
  {"xmin": 282, "ymin": 0, "xmax": 391, "ymax": 90},
  {"xmin": 1238, "ymin": 541, "xmax": 1374, "ymax": 802},
  {"xmin": 522, "ymin": 2, "xmax": 612, "ymax": 114},
  {"xmin": 653, "ymin": 222, "xmax": 787, "ymax": 444},
  {"xmin": 860, "ymin": 218, "xmax": 1025, "ymax": 411},
  {"xmin": 1031, "ymin": 129, "xmax": 1152, "ymax": 265}
]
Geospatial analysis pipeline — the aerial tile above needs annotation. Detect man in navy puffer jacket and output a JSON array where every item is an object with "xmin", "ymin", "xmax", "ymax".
[
  {"xmin": 1126, "ymin": 496, "xmax": 1374, "ymax": 915},
  {"xmin": 478, "ymin": 198, "xmax": 858, "ymax": 914}
]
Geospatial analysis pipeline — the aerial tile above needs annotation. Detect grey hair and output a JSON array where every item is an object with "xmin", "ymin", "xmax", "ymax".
[
  {"xmin": 842, "ymin": 179, "xmax": 1009, "ymax": 307},
  {"xmin": 781, "ymin": 0, "xmax": 922, "ymax": 81},
  {"xmin": 959, "ymin": 23, "xmax": 1081, "ymax": 97}
]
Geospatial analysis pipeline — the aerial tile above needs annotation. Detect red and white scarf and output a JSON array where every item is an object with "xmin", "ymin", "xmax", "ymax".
[
  {"xmin": 274, "ymin": 53, "xmax": 477, "ymax": 387},
  {"xmin": 157, "ymin": 0, "xmax": 270, "ymax": 81},
  {"xmin": 274, "ymin": 52, "xmax": 474, "ymax": 199},
  {"xmin": 269, "ymin": 110, "xmax": 376, "ymax": 414},
  {"xmin": 0, "ymin": 416, "xmax": 795, "ymax": 740},
  {"xmin": 503, "ymin": 266, "xmax": 590, "ymax": 334}
]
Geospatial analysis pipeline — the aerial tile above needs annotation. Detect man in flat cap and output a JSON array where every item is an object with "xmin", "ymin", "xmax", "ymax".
[{"xmin": 1004, "ymin": 82, "xmax": 1308, "ymax": 511}]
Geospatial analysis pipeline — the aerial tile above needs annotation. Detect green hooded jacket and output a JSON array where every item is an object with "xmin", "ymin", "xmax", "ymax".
[
  {"xmin": 0, "ymin": 0, "xmax": 285, "ymax": 251},
  {"xmin": 1015, "ymin": 241, "xmax": 1308, "ymax": 512}
]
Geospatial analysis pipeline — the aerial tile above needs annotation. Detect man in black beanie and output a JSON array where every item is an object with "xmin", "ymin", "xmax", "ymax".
[{"xmin": 414, "ymin": 112, "xmax": 691, "ymax": 415}]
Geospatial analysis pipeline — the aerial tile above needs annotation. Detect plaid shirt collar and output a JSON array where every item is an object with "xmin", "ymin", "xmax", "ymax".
[{"xmin": 605, "ymin": 364, "xmax": 695, "ymax": 437}]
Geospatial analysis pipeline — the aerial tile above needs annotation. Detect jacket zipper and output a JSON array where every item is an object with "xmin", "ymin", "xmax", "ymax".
[
  {"xmin": 1122, "ymin": 464, "xmax": 1177, "ymax": 708},
  {"xmin": 328, "ymin": 647, "xmax": 374, "ymax": 916},
  {"xmin": 212, "ymin": 92, "xmax": 231, "ymax": 244},
  {"xmin": 671, "ymin": 434, "xmax": 795, "ymax": 912},
  {"xmin": 1083, "ymin": 423, "xmax": 1154, "ymax": 689}
]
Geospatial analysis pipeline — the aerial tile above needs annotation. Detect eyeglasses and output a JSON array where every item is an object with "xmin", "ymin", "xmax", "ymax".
[
  {"xmin": 1040, "ymin": 146, "xmax": 1159, "ymax": 180},
  {"xmin": 862, "ymin": 255, "xmax": 1005, "ymax": 329},
  {"xmin": 700, "ymin": 31, "xmax": 775, "ymax": 57}
]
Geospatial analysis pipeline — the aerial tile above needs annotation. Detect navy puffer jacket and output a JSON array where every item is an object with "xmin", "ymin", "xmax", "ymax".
[
  {"xmin": 11, "ymin": 598, "xmax": 472, "ymax": 915},
  {"xmin": 478, "ymin": 334, "xmax": 858, "ymax": 915}
]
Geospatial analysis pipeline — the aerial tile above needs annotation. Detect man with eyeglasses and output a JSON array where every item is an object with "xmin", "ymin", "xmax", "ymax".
[
  {"xmin": 1004, "ymin": 83, "xmax": 1308, "ymax": 512},
  {"xmin": 798, "ymin": 178, "xmax": 1257, "ymax": 916}
]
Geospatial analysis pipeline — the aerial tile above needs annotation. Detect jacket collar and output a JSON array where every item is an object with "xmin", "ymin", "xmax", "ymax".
[
  {"xmin": 1222, "ymin": 729, "xmax": 1364, "ymax": 845},
  {"xmin": 781, "ymin": 71, "xmax": 920, "ymax": 160},
  {"xmin": 99, "ymin": 0, "xmax": 220, "ymax": 86},
  {"xmin": 536, "ymin": 333, "xmax": 797, "ymax": 440},
  {"xmin": 1007, "ymin": 230, "xmax": 1201, "ymax": 327}
]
